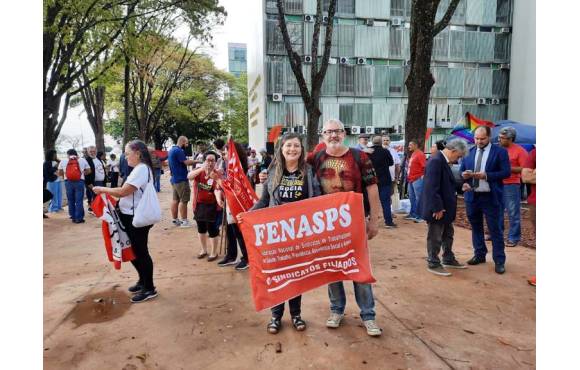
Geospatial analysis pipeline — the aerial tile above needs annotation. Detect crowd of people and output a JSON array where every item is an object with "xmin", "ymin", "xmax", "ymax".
[{"xmin": 43, "ymin": 118, "xmax": 536, "ymax": 333}]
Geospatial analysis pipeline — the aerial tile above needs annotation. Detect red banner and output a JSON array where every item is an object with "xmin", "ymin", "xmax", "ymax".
[
  {"xmin": 220, "ymin": 138, "xmax": 259, "ymax": 219},
  {"xmin": 238, "ymin": 192, "xmax": 376, "ymax": 311}
]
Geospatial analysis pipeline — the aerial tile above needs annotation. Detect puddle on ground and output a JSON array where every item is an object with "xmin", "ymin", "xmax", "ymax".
[{"xmin": 69, "ymin": 287, "xmax": 131, "ymax": 327}]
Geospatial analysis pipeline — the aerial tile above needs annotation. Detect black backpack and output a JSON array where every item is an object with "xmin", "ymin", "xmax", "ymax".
[{"xmin": 313, "ymin": 148, "xmax": 370, "ymax": 216}]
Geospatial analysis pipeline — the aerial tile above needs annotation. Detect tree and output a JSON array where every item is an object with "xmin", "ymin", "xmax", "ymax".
[
  {"xmin": 276, "ymin": 0, "xmax": 336, "ymax": 150},
  {"xmin": 222, "ymin": 73, "xmax": 249, "ymax": 142},
  {"xmin": 404, "ymin": 0, "xmax": 461, "ymax": 151},
  {"xmin": 56, "ymin": 134, "xmax": 84, "ymax": 152}
]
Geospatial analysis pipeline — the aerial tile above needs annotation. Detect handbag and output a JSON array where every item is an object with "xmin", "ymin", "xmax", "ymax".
[{"xmin": 132, "ymin": 169, "xmax": 162, "ymax": 227}]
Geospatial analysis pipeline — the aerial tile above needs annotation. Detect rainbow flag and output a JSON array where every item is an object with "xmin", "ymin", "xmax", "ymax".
[{"xmin": 451, "ymin": 112, "xmax": 496, "ymax": 143}]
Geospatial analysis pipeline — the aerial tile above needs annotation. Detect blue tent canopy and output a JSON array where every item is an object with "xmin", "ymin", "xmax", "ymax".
[{"xmin": 492, "ymin": 120, "xmax": 536, "ymax": 149}]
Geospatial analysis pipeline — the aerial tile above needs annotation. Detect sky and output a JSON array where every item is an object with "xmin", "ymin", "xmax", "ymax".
[{"xmin": 59, "ymin": 0, "xmax": 252, "ymax": 151}]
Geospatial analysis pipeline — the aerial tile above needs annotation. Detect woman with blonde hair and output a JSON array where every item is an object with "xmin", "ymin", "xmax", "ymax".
[{"xmin": 239, "ymin": 133, "xmax": 321, "ymax": 334}]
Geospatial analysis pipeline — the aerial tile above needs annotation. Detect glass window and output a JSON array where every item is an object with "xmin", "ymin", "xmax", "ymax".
[
  {"xmin": 389, "ymin": 66, "xmax": 404, "ymax": 95},
  {"xmin": 285, "ymin": 103, "xmax": 305, "ymax": 126},
  {"xmin": 492, "ymin": 69, "xmax": 509, "ymax": 98},
  {"xmin": 373, "ymin": 65, "xmax": 389, "ymax": 96},
  {"xmin": 338, "ymin": 65, "xmax": 355, "ymax": 95},
  {"xmin": 339, "ymin": 104, "xmax": 354, "ymax": 125},
  {"xmin": 354, "ymin": 104, "xmax": 372, "ymax": 126},
  {"xmin": 337, "ymin": 0, "xmax": 355, "ymax": 15},
  {"xmin": 266, "ymin": 20, "xmax": 303, "ymax": 55},
  {"xmin": 321, "ymin": 64, "xmax": 338, "ymax": 95},
  {"xmin": 391, "ymin": 0, "xmax": 405, "ymax": 17},
  {"xmin": 464, "ymin": 67, "xmax": 478, "ymax": 97},
  {"xmin": 478, "ymin": 68, "xmax": 493, "ymax": 97},
  {"xmin": 338, "ymin": 24, "xmax": 355, "ymax": 57},
  {"xmin": 267, "ymin": 59, "xmax": 285, "ymax": 94},
  {"xmin": 433, "ymin": 28, "xmax": 449, "ymax": 59},
  {"xmin": 479, "ymin": 32, "xmax": 494, "ymax": 61},
  {"xmin": 494, "ymin": 33, "xmax": 510, "ymax": 61},
  {"xmin": 449, "ymin": 30, "xmax": 465, "ymax": 59},
  {"xmin": 285, "ymin": 0, "xmax": 303, "ymax": 14},
  {"xmin": 447, "ymin": 67, "xmax": 464, "ymax": 97},
  {"xmin": 451, "ymin": 0, "xmax": 466, "ymax": 24},
  {"xmin": 432, "ymin": 67, "xmax": 448, "ymax": 97},
  {"xmin": 355, "ymin": 66, "xmax": 373, "ymax": 96},
  {"xmin": 496, "ymin": 0, "xmax": 512, "ymax": 24},
  {"xmin": 285, "ymin": 61, "xmax": 300, "ymax": 95}
]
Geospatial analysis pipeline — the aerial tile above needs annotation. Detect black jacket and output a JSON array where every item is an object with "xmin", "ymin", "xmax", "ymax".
[
  {"xmin": 84, "ymin": 156, "xmax": 96, "ymax": 185},
  {"xmin": 368, "ymin": 145, "xmax": 394, "ymax": 186},
  {"xmin": 420, "ymin": 151, "xmax": 457, "ymax": 224},
  {"xmin": 43, "ymin": 160, "xmax": 58, "ymax": 188}
]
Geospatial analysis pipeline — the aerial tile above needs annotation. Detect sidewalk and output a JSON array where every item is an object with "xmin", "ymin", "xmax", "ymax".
[{"xmin": 43, "ymin": 174, "xmax": 535, "ymax": 369}]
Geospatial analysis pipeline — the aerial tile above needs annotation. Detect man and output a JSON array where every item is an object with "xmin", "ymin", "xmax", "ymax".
[
  {"xmin": 168, "ymin": 136, "xmax": 195, "ymax": 227},
  {"xmin": 382, "ymin": 135, "xmax": 401, "ymax": 197},
  {"xmin": 309, "ymin": 119, "xmax": 382, "ymax": 337},
  {"xmin": 91, "ymin": 147, "xmax": 107, "ymax": 188},
  {"xmin": 406, "ymin": 140, "xmax": 426, "ymax": 222},
  {"xmin": 58, "ymin": 149, "xmax": 91, "ymax": 224},
  {"xmin": 461, "ymin": 126, "xmax": 511, "ymax": 274},
  {"xmin": 368, "ymin": 135, "xmax": 396, "ymax": 228},
  {"xmin": 421, "ymin": 139, "xmax": 469, "ymax": 276},
  {"xmin": 498, "ymin": 127, "xmax": 529, "ymax": 247},
  {"xmin": 354, "ymin": 133, "xmax": 370, "ymax": 151}
]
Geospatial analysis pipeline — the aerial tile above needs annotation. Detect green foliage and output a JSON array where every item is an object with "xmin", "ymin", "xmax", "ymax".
[{"xmin": 222, "ymin": 73, "xmax": 249, "ymax": 143}]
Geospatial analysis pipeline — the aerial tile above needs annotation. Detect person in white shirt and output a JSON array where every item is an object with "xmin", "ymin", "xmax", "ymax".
[
  {"xmin": 108, "ymin": 153, "xmax": 120, "ymax": 187},
  {"xmin": 93, "ymin": 140, "xmax": 159, "ymax": 303},
  {"xmin": 57, "ymin": 149, "xmax": 91, "ymax": 223}
]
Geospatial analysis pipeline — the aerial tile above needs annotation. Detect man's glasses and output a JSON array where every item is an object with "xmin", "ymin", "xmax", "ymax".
[{"xmin": 322, "ymin": 129, "xmax": 345, "ymax": 135}]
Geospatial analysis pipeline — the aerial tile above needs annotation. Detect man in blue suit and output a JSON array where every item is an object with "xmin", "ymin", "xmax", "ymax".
[
  {"xmin": 460, "ymin": 126, "xmax": 511, "ymax": 274},
  {"xmin": 421, "ymin": 138, "xmax": 469, "ymax": 276}
]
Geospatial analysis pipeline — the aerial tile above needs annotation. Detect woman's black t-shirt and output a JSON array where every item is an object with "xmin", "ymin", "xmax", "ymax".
[{"xmin": 278, "ymin": 169, "xmax": 307, "ymax": 203}]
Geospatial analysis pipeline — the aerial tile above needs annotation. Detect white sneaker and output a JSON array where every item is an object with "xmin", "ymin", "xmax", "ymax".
[
  {"xmin": 179, "ymin": 220, "xmax": 192, "ymax": 228},
  {"xmin": 172, "ymin": 219, "xmax": 182, "ymax": 226},
  {"xmin": 326, "ymin": 313, "xmax": 344, "ymax": 328},
  {"xmin": 363, "ymin": 320, "xmax": 382, "ymax": 337}
]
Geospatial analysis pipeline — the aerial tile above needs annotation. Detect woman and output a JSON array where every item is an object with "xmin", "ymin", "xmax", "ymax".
[
  {"xmin": 93, "ymin": 140, "xmax": 158, "ymax": 303},
  {"xmin": 44, "ymin": 149, "xmax": 62, "ymax": 213},
  {"xmin": 239, "ymin": 133, "xmax": 321, "ymax": 334},
  {"xmin": 188, "ymin": 151, "xmax": 222, "ymax": 261},
  {"xmin": 247, "ymin": 149, "xmax": 259, "ymax": 189}
]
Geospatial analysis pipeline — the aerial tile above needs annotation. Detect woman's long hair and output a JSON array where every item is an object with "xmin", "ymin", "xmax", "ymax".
[
  {"xmin": 270, "ymin": 133, "xmax": 307, "ymax": 191},
  {"xmin": 126, "ymin": 140, "xmax": 154, "ymax": 173},
  {"xmin": 45, "ymin": 149, "xmax": 57, "ymax": 162}
]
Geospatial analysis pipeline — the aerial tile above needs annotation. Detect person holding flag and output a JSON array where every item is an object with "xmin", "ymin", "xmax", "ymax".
[
  {"xmin": 238, "ymin": 133, "xmax": 322, "ymax": 334},
  {"xmin": 93, "ymin": 140, "xmax": 159, "ymax": 303}
]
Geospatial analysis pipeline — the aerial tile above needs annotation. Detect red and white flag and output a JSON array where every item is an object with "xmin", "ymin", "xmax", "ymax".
[
  {"xmin": 220, "ymin": 138, "xmax": 259, "ymax": 219},
  {"xmin": 92, "ymin": 194, "xmax": 135, "ymax": 269}
]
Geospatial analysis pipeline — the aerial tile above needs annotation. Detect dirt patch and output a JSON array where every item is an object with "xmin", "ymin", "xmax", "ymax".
[
  {"xmin": 69, "ymin": 287, "xmax": 131, "ymax": 327},
  {"xmin": 455, "ymin": 197, "xmax": 536, "ymax": 249}
]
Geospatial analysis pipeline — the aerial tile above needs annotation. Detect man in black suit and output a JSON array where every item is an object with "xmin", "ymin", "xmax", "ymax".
[
  {"xmin": 460, "ymin": 126, "xmax": 511, "ymax": 274},
  {"xmin": 367, "ymin": 135, "xmax": 396, "ymax": 228},
  {"xmin": 421, "ymin": 138, "xmax": 469, "ymax": 276}
]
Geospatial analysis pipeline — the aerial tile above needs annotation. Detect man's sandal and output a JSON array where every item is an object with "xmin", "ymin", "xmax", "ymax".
[{"xmin": 292, "ymin": 316, "xmax": 306, "ymax": 331}]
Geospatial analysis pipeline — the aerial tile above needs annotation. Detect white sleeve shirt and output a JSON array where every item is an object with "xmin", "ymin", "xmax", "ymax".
[{"xmin": 118, "ymin": 163, "xmax": 151, "ymax": 215}]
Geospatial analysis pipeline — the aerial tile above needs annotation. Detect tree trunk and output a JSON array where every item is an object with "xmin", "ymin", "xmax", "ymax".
[
  {"xmin": 306, "ymin": 101, "xmax": 321, "ymax": 150},
  {"xmin": 43, "ymin": 115, "xmax": 58, "ymax": 151},
  {"xmin": 404, "ymin": 3, "xmax": 437, "ymax": 153},
  {"xmin": 123, "ymin": 55, "xmax": 131, "ymax": 148}
]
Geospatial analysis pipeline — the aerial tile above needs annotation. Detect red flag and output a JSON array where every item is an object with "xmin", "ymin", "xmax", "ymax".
[
  {"xmin": 238, "ymin": 192, "xmax": 376, "ymax": 311},
  {"xmin": 220, "ymin": 138, "xmax": 259, "ymax": 219},
  {"xmin": 92, "ymin": 194, "xmax": 135, "ymax": 269},
  {"xmin": 267, "ymin": 124, "xmax": 284, "ymax": 144}
]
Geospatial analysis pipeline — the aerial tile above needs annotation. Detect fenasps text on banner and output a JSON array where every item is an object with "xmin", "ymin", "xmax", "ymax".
[{"xmin": 238, "ymin": 191, "xmax": 376, "ymax": 311}]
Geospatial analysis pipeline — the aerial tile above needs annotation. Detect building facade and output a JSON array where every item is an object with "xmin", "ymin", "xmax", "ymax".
[
  {"xmin": 248, "ymin": 0, "xmax": 519, "ymax": 149},
  {"xmin": 228, "ymin": 43, "xmax": 247, "ymax": 78}
]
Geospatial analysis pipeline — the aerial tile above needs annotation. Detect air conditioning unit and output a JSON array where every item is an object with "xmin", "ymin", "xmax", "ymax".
[
  {"xmin": 317, "ymin": 128, "xmax": 323, "ymax": 135},
  {"xmin": 491, "ymin": 98, "xmax": 500, "ymax": 105},
  {"xmin": 403, "ymin": 60, "xmax": 411, "ymax": 67},
  {"xmin": 328, "ymin": 57, "xmax": 337, "ymax": 64},
  {"xmin": 304, "ymin": 14, "xmax": 314, "ymax": 23},
  {"xmin": 365, "ymin": 19, "xmax": 374, "ymax": 26},
  {"xmin": 351, "ymin": 126, "xmax": 361, "ymax": 135},
  {"xmin": 339, "ymin": 57, "xmax": 349, "ymax": 64},
  {"xmin": 365, "ymin": 126, "xmax": 376, "ymax": 134},
  {"xmin": 357, "ymin": 57, "xmax": 367, "ymax": 65},
  {"xmin": 391, "ymin": 18, "xmax": 402, "ymax": 27},
  {"xmin": 272, "ymin": 93, "xmax": 283, "ymax": 102},
  {"xmin": 500, "ymin": 27, "xmax": 510, "ymax": 33},
  {"xmin": 322, "ymin": 16, "xmax": 329, "ymax": 24},
  {"xmin": 500, "ymin": 63, "xmax": 510, "ymax": 70},
  {"xmin": 476, "ymin": 98, "xmax": 487, "ymax": 105},
  {"xmin": 304, "ymin": 55, "xmax": 312, "ymax": 63},
  {"xmin": 296, "ymin": 126, "xmax": 305, "ymax": 134}
]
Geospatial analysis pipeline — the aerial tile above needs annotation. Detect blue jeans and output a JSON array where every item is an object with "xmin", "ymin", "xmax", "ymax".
[
  {"xmin": 47, "ymin": 180, "xmax": 63, "ymax": 212},
  {"xmin": 154, "ymin": 168, "xmax": 161, "ymax": 192},
  {"xmin": 328, "ymin": 281, "xmax": 376, "ymax": 321},
  {"xmin": 65, "ymin": 180, "xmax": 85, "ymax": 221},
  {"xmin": 408, "ymin": 177, "xmax": 424, "ymax": 219},
  {"xmin": 378, "ymin": 182, "xmax": 393, "ymax": 225},
  {"xmin": 465, "ymin": 192, "xmax": 506, "ymax": 265},
  {"xmin": 501, "ymin": 184, "xmax": 521, "ymax": 243}
]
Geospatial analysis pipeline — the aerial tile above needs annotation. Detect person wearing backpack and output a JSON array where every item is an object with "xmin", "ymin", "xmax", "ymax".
[
  {"xmin": 57, "ymin": 149, "xmax": 91, "ymax": 223},
  {"xmin": 93, "ymin": 140, "xmax": 159, "ymax": 303},
  {"xmin": 308, "ymin": 118, "xmax": 383, "ymax": 337}
]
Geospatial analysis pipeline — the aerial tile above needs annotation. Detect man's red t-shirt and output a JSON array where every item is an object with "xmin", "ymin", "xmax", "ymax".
[
  {"xmin": 524, "ymin": 148, "xmax": 536, "ymax": 205},
  {"xmin": 194, "ymin": 172, "xmax": 217, "ymax": 204},
  {"xmin": 309, "ymin": 149, "xmax": 377, "ymax": 195},
  {"xmin": 407, "ymin": 150, "xmax": 426, "ymax": 183},
  {"xmin": 504, "ymin": 144, "xmax": 529, "ymax": 185}
]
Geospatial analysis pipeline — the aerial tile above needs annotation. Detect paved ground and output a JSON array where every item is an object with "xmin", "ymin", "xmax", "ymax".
[{"xmin": 43, "ymin": 175, "xmax": 536, "ymax": 369}]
